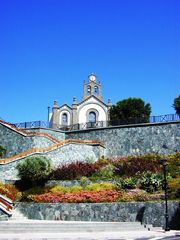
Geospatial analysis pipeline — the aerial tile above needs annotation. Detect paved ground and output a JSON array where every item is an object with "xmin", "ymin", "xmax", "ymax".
[{"xmin": 0, "ymin": 230, "xmax": 179, "ymax": 240}]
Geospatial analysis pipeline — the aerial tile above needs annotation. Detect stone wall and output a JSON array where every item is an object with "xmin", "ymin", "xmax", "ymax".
[
  {"xmin": 0, "ymin": 143, "xmax": 105, "ymax": 182},
  {"xmin": 0, "ymin": 124, "xmax": 57, "ymax": 157},
  {"xmin": 66, "ymin": 122, "xmax": 180, "ymax": 156},
  {"xmin": 1, "ymin": 121, "xmax": 180, "ymax": 159},
  {"xmin": 0, "ymin": 159, "xmax": 19, "ymax": 182},
  {"xmin": 0, "ymin": 124, "xmax": 31, "ymax": 157},
  {"xmin": 15, "ymin": 201, "xmax": 180, "ymax": 229},
  {"xmin": 24, "ymin": 128, "xmax": 65, "ymax": 141},
  {"xmin": 45, "ymin": 143, "xmax": 104, "ymax": 167}
]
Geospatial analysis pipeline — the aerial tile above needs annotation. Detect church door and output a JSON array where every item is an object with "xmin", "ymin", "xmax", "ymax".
[
  {"xmin": 89, "ymin": 111, "xmax": 96, "ymax": 123},
  {"xmin": 88, "ymin": 111, "xmax": 96, "ymax": 128}
]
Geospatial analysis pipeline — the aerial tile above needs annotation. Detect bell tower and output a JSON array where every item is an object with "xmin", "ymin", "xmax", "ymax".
[{"xmin": 82, "ymin": 73, "xmax": 103, "ymax": 101}]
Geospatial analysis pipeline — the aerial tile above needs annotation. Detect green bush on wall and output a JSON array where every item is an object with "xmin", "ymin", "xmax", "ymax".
[{"xmin": 16, "ymin": 156, "xmax": 52, "ymax": 188}]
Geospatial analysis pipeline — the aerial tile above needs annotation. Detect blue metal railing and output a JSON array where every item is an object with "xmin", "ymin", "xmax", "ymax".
[
  {"xmin": 14, "ymin": 120, "xmax": 49, "ymax": 129},
  {"xmin": 149, "ymin": 114, "xmax": 180, "ymax": 123},
  {"xmin": 13, "ymin": 113, "xmax": 180, "ymax": 130}
]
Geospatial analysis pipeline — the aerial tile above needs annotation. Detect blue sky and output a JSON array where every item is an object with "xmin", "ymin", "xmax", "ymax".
[{"xmin": 0, "ymin": 0, "xmax": 179, "ymax": 123}]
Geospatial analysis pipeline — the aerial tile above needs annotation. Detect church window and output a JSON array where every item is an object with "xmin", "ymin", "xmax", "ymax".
[
  {"xmin": 87, "ymin": 85, "xmax": 91, "ymax": 95},
  {"xmin": 62, "ymin": 113, "xmax": 68, "ymax": 125},
  {"xmin": 94, "ymin": 86, "xmax": 99, "ymax": 96},
  {"xmin": 89, "ymin": 111, "xmax": 96, "ymax": 123}
]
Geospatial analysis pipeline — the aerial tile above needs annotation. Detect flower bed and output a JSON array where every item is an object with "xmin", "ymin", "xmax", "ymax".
[
  {"xmin": 32, "ymin": 190, "xmax": 120, "ymax": 203},
  {"xmin": 24, "ymin": 187, "xmax": 164, "ymax": 203}
]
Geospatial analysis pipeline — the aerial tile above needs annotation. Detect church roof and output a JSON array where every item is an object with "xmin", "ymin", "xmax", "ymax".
[
  {"xmin": 78, "ymin": 95, "xmax": 108, "ymax": 107},
  {"xmin": 59, "ymin": 103, "xmax": 72, "ymax": 110}
]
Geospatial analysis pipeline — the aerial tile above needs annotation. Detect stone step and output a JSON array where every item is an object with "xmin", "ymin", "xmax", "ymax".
[
  {"xmin": 0, "ymin": 215, "xmax": 9, "ymax": 221},
  {"xmin": 2, "ymin": 220, "xmax": 144, "ymax": 225},
  {"xmin": 9, "ymin": 209, "xmax": 28, "ymax": 221},
  {"xmin": 0, "ymin": 220, "xmax": 149, "ymax": 233}
]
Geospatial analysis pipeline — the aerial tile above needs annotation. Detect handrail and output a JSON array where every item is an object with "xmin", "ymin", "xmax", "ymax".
[
  {"xmin": 0, "ymin": 194, "xmax": 13, "ymax": 216},
  {"xmin": 0, "ymin": 194, "xmax": 13, "ymax": 205},
  {"xmin": 0, "ymin": 139, "xmax": 104, "ymax": 164},
  {"xmin": 26, "ymin": 131, "xmax": 59, "ymax": 143},
  {"xmin": 14, "ymin": 120, "xmax": 48, "ymax": 129},
  {"xmin": 0, "ymin": 120, "xmax": 59, "ymax": 143}
]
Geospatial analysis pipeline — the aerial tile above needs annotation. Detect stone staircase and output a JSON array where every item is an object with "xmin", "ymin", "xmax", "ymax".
[
  {"xmin": 2, "ymin": 208, "xmax": 153, "ymax": 233},
  {"xmin": 0, "ymin": 220, "xmax": 151, "ymax": 233},
  {"xmin": 0, "ymin": 206, "xmax": 167, "ymax": 240},
  {"xmin": 0, "ymin": 208, "xmax": 154, "ymax": 233}
]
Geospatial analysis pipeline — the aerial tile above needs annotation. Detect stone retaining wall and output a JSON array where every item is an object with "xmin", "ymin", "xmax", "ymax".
[
  {"xmin": 0, "ymin": 124, "xmax": 55, "ymax": 157},
  {"xmin": 45, "ymin": 143, "xmax": 104, "ymax": 167},
  {"xmin": 15, "ymin": 201, "xmax": 180, "ymax": 229},
  {"xmin": 24, "ymin": 128, "xmax": 65, "ymax": 141},
  {"xmin": 1, "ymin": 121, "xmax": 180, "ymax": 159},
  {"xmin": 0, "ymin": 124, "xmax": 31, "ymax": 157},
  {"xmin": 66, "ymin": 122, "xmax": 180, "ymax": 156}
]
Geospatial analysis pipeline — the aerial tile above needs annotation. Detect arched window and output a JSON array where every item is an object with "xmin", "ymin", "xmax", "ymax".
[
  {"xmin": 87, "ymin": 85, "xmax": 91, "ymax": 95},
  {"xmin": 94, "ymin": 86, "xmax": 99, "ymax": 96},
  {"xmin": 62, "ymin": 113, "xmax": 68, "ymax": 125},
  {"xmin": 89, "ymin": 111, "xmax": 96, "ymax": 123}
]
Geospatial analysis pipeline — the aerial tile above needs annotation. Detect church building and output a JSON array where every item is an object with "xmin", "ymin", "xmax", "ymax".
[{"xmin": 50, "ymin": 74, "xmax": 112, "ymax": 130}]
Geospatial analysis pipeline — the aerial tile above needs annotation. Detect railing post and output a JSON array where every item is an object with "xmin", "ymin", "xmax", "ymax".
[
  {"xmin": 161, "ymin": 159, "xmax": 170, "ymax": 231},
  {"xmin": 47, "ymin": 106, "xmax": 50, "ymax": 128}
]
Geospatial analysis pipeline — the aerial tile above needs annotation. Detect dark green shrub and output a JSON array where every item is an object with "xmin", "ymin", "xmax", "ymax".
[
  {"xmin": 139, "ymin": 171, "xmax": 163, "ymax": 193},
  {"xmin": 52, "ymin": 161, "xmax": 99, "ymax": 180},
  {"xmin": 16, "ymin": 156, "xmax": 52, "ymax": 188}
]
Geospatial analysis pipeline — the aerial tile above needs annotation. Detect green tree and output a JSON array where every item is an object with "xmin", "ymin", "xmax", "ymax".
[
  {"xmin": 0, "ymin": 145, "xmax": 6, "ymax": 158},
  {"xmin": 110, "ymin": 97, "xmax": 151, "ymax": 123},
  {"xmin": 16, "ymin": 156, "xmax": 52, "ymax": 187},
  {"xmin": 173, "ymin": 95, "xmax": 180, "ymax": 114}
]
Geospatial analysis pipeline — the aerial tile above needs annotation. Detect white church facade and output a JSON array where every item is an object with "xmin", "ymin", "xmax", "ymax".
[{"xmin": 50, "ymin": 74, "xmax": 112, "ymax": 130}]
